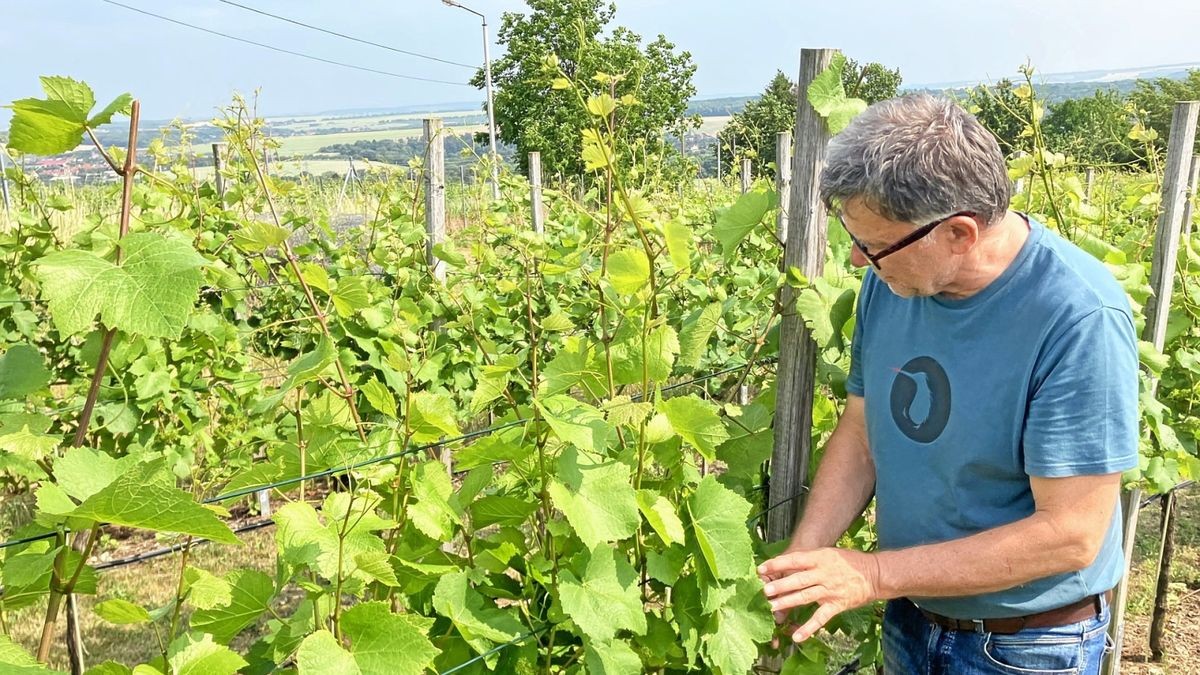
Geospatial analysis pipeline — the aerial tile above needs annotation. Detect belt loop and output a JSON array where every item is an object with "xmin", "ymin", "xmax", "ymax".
[
  {"xmin": 1093, "ymin": 593, "xmax": 1102, "ymax": 616},
  {"xmin": 972, "ymin": 619, "xmax": 986, "ymax": 634}
]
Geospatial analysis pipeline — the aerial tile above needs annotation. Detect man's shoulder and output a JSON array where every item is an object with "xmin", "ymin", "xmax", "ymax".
[{"xmin": 1022, "ymin": 223, "xmax": 1133, "ymax": 321}]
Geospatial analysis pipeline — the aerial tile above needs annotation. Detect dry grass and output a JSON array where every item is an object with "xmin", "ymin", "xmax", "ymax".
[
  {"xmin": 6, "ymin": 529, "xmax": 278, "ymax": 671},
  {"xmin": 1121, "ymin": 487, "xmax": 1200, "ymax": 674}
]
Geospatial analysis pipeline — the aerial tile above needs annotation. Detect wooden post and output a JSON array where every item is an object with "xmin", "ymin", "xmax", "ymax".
[
  {"xmin": 716, "ymin": 142, "xmax": 722, "ymax": 180},
  {"xmin": 766, "ymin": 48, "xmax": 836, "ymax": 545},
  {"xmin": 776, "ymin": 131, "xmax": 793, "ymax": 245},
  {"xmin": 741, "ymin": 158, "xmax": 752, "ymax": 194},
  {"xmin": 1142, "ymin": 102, "xmax": 1199, "ymax": 353},
  {"xmin": 1103, "ymin": 102, "xmax": 1200, "ymax": 675},
  {"xmin": 211, "ymin": 143, "xmax": 226, "ymax": 199},
  {"xmin": 1084, "ymin": 166, "xmax": 1096, "ymax": 205},
  {"xmin": 1, "ymin": 145, "xmax": 12, "ymax": 218},
  {"xmin": 1183, "ymin": 154, "xmax": 1200, "ymax": 239},
  {"xmin": 1103, "ymin": 488, "xmax": 1143, "ymax": 675},
  {"xmin": 425, "ymin": 118, "xmax": 447, "ymax": 283},
  {"xmin": 1149, "ymin": 490, "xmax": 1177, "ymax": 661},
  {"xmin": 424, "ymin": 119, "xmax": 450, "ymax": 477},
  {"xmin": 529, "ymin": 151, "xmax": 544, "ymax": 234}
]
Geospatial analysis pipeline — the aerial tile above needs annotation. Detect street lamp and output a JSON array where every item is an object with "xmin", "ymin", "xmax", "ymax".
[{"xmin": 442, "ymin": 0, "xmax": 501, "ymax": 200}]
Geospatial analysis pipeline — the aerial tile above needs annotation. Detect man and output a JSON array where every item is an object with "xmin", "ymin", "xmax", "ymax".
[{"xmin": 758, "ymin": 93, "xmax": 1139, "ymax": 673}]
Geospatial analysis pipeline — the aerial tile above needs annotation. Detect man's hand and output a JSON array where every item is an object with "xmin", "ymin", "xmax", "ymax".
[{"xmin": 758, "ymin": 547, "xmax": 883, "ymax": 643}]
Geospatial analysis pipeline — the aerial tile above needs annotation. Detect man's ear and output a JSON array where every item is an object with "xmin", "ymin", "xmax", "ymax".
[{"xmin": 944, "ymin": 214, "xmax": 979, "ymax": 254}]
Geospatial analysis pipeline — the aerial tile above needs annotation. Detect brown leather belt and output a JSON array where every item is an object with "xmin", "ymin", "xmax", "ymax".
[{"xmin": 915, "ymin": 589, "xmax": 1112, "ymax": 635}]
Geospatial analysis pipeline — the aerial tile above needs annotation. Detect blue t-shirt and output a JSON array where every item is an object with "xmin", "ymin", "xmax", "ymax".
[{"xmin": 845, "ymin": 215, "xmax": 1139, "ymax": 619}]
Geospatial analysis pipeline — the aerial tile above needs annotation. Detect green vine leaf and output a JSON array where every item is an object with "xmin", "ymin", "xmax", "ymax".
[
  {"xmin": 807, "ymin": 53, "xmax": 868, "ymax": 134},
  {"xmin": 0, "ymin": 344, "xmax": 51, "ymax": 399},
  {"xmin": 658, "ymin": 394, "xmax": 729, "ymax": 461},
  {"xmin": 189, "ymin": 570, "xmax": 274, "ymax": 644},
  {"xmin": 559, "ymin": 545, "xmax": 647, "ymax": 642},
  {"xmin": 69, "ymin": 458, "xmax": 238, "ymax": 544},
  {"xmin": 34, "ymin": 233, "xmax": 208, "ymax": 338},
  {"xmin": 548, "ymin": 447, "xmax": 639, "ymax": 549},
  {"xmin": 6, "ymin": 76, "xmax": 130, "ymax": 155},
  {"xmin": 713, "ymin": 187, "xmax": 777, "ymax": 260},
  {"xmin": 685, "ymin": 476, "xmax": 754, "ymax": 581}
]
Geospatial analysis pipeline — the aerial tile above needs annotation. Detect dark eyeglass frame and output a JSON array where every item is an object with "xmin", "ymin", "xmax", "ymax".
[{"xmin": 835, "ymin": 210, "xmax": 978, "ymax": 270}]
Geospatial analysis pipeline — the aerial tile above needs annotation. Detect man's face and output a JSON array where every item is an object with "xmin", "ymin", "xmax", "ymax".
[{"xmin": 838, "ymin": 199, "xmax": 959, "ymax": 298}]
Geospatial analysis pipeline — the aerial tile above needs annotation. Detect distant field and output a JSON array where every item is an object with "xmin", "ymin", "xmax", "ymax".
[
  {"xmin": 698, "ymin": 115, "xmax": 731, "ymax": 134},
  {"xmin": 187, "ymin": 158, "xmax": 401, "ymax": 178},
  {"xmin": 275, "ymin": 109, "xmax": 481, "ymax": 125},
  {"xmin": 264, "ymin": 124, "xmax": 487, "ymax": 157}
]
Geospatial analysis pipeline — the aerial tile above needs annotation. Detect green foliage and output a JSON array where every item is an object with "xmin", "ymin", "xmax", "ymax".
[
  {"xmin": 477, "ymin": 0, "xmax": 698, "ymax": 178},
  {"xmin": 840, "ymin": 57, "xmax": 903, "ymax": 105},
  {"xmin": 1128, "ymin": 69, "xmax": 1200, "ymax": 156},
  {"xmin": 717, "ymin": 54, "xmax": 895, "ymax": 178},
  {"xmin": 5, "ymin": 76, "xmax": 130, "ymax": 155}
]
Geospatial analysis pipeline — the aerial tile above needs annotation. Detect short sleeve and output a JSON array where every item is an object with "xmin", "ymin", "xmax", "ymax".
[
  {"xmin": 845, "ymin": 274, "xmax": 874, "ymax": 397},
  {"xmin": 1022, "ymin": 306, "xmax": 1140, "ymax": 477}
]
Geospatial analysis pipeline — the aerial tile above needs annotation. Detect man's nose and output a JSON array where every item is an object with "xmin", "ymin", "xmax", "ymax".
[{"xmin": 849, "ymin": 246, "xmax": 871, "ymax": 269}]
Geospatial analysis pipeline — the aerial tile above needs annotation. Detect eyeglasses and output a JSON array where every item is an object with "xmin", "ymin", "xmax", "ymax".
[{"xmin": 835, "ymin": 210, "xmax": 978, "ymax": 270}]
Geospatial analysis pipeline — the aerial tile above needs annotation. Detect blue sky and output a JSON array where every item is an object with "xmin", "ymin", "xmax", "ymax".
[{"xmin": 2, "ymin": 0, "xmax": 1199, "ymax": 121}]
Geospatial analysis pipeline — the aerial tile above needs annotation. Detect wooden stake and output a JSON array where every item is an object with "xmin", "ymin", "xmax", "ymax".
[
  {"xmin": 776, "ymin": 131, "xmax": 793, "ymax": 245},
  {"xmin": 1183, "ymin": 154, "xmax": 1199, "ymax": 239},
  {"xmin": 766, "ymin": 48, "xmax": 835, "ymax": 545},
  {"xmin": 211, "ymin": 142, "xmax": 226, "ymax": 199},
  {"xmin": 529, "ymin": 151, "xmax": 544, "ymax": 234},
  {"xmin": 1149, "ymin": 490, "xmax": 1177, "ymax": 661}
]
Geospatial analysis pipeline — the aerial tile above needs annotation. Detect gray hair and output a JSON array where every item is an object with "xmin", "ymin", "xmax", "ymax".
[{"xmin": 819, "ymin": 93, "xmax": 1011, "ymax": 227}]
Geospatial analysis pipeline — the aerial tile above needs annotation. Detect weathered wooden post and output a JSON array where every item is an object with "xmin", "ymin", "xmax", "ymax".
[
  {"xmin": 424, "ymin": 119, "xmax": 450, "ymax": 478},
  {"xmin": 1149, "ymin": 489, "xmax": 1177, "ymax": 661},
  {"xmin": 776, "ymin": 130, "xmax": 793, "ymax": 245},
  {"xmin": 1103, "ymin": 100, "xmax": 1200, "ymax": 675},
  {"xmin": 211, "ymin": 143, "xmax": 226, "ymax": 199},
  {"xmin": 741, "ymin": 157, "xmax": 752, "ymax": 194},
  {"xmin": 1183, "ymin": 154, "xmax": 1200, "ymax": 239},
  {"xmin": 716, "ymin": 142, "xmax": 722, "ymax": 180},
  {"xmin": 529, "ymin": 151, "xmax": 544, "ymax": 234},
  {"xmin": 0, "ymin": 145, "xmax": 11, "ymax": 218},
  {"xmin": 425, "ymin": 119, "xmax": 447, "ymax": 284},
  {"xmin": 1084, "ymin": 166, "xmax": 1096, "ymax": 205},
  {"xmin": 766, "ymin": 48, "xmax": 836, "ymax": 545},
  {"xmin": 1141, "ymin": 102, "xmax": 1199, "ymax": 356}
]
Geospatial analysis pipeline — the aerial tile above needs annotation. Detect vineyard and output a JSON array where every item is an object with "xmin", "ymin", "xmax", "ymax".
[{"xmin": 0, "ymin": 53, "xmax": 1199, "ymax": 675}]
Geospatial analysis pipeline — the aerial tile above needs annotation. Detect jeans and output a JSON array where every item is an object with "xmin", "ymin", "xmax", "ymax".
[{"xmin": 882, "ymin": 596, "xmax": 1113, "ymax": 674}]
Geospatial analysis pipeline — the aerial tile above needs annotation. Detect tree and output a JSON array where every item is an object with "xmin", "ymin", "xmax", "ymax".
[
  {"xmin": 715, "ymin": 71, "xmax": 796, "ymax": 179},
  {"xmin": 1042, "ymin": 91, "xmax": 1137, "ymax": 166},
  {"xmin": 1127, "ymin": 69, "xmax": 1200, "ymax": 156},
  {"xmin": 473, "ymin": 0, "xmax": 698, "ymax": 178},
  {"xmin": 841, "ymin": 58, "xmax": 902, "ymax": 104},
  {"xmin": 715, "ymin": 57, "xmax": 902, "ymax": 178},
  {"xmin": 961, "ymin": 79, "xmax": 1032, "ymax": 155}
]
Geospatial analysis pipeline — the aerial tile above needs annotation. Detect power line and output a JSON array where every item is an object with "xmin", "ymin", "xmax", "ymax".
[
  {"xmin": 98, "ymin": 0, "xmax": 472, "ymax": 87},
  {"xmin": 214, "ymin": 0, "xmax": 476, "ymax": 70}
]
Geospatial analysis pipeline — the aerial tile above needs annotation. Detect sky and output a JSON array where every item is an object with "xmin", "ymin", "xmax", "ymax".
[{"xmin": 2, "ymin": 0, "xmax": 1199, "ymax": 123}]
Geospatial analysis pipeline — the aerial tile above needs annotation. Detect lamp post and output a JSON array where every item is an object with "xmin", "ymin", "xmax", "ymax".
[{"xmin": 442, "ymin": 0, "xmax": 500, "ymax": 200}]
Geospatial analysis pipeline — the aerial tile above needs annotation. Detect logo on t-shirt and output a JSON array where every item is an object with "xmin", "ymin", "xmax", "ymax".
[{"xmin": 889, "ymin": 356, "xmax": 951, "ymax": 443}]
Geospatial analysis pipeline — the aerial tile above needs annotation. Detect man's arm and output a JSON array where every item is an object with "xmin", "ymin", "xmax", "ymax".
[
  {"xmin": 759, "ymin": 471, "xmax": 1123, "ymax": 642},
  {"xmin": 786, "ymin": 394, "xmax": 875, "ymax": 551},
  {"xmin": 873, "ymin": 471, "xmax": 1121, "ymax": 598}
]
